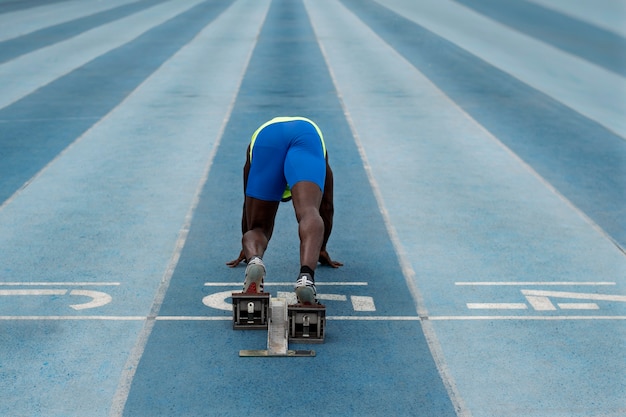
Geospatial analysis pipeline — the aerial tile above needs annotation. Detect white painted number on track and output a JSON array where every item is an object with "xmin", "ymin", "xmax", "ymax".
[
  {"xmin": 0, "ymin": 288, "xmax": 113, "ymax": 310},
  {"xmin": 459, "ymin": 282, "xmax": 626, "ymax": 312}
]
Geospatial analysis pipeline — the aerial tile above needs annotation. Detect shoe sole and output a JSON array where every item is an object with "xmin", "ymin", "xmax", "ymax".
[
  {"xmin": 243, "ymin": 264, "xmax": 264, "ymax": 293},
  {"xmin": 295, "ymin": 286, "xmax": 316, "ymax": 304}
]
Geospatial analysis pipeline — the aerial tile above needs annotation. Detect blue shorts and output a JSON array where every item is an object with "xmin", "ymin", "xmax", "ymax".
[{"xmin": 246, "ymin": 117, "xmax": 326, "ymax": 201}]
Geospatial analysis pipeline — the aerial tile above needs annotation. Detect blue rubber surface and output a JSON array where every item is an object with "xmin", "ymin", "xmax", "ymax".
[
  {"xmin": 122, "ymin": 1, "xmax": 455, "ymax": 415},
  {"xmin": 454, "ymin": 0, "xmax": 626, "ymax": 76},
  {"xmin": 0, "ymin": 0, "xmax": 233, "ymax": 204},
  {"xmin": 0, "ymin": 0, "xmax": 170, "ymax": 64},
  {"xmin": 1, "ymin": 0, "xmax": 625, "ymax": 416},
  {"xmin": 341, "ymin": 0, "xmax": 626, "ymax": 250}
]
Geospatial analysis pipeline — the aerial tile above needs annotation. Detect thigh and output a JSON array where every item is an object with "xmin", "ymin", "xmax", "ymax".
[
  {"xmin": 290, "ymin": 181, "xmax": 323, "ymax": 222},
  {"xmin": 246, "ymin": 123, "xmax": 289, "ymax": 201},
  {"xmin": 284, "ymin": 122, "xmax": 326, "ymax": 192}
]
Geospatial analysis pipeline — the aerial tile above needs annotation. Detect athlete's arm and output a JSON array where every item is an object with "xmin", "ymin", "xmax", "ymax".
[
  {"xmin": 318, "ymin": 158, "xmax": 343, "ymax": 268},
  {"xmin": 226, "ymin": 146, "xmax": 252, "ymax": 267}
]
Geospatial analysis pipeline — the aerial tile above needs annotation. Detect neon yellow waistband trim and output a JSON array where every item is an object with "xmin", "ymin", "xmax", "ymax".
[{"xmin": 249, "ymin": 116, "xmax": 326, "ymax": 160}]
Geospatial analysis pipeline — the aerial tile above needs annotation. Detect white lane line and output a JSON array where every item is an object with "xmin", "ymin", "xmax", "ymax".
[
  {"xmin": 456, "ymin": 281, "xmax": 616, "ymax": 286},
  {"xmin": 467, "ymin": 303, "xmax": 528, "ymax": 310},
  {"xmin": 378, "ymin": 0, "xmax": 626, "ymax": 139},
  {"xmin": 0, "ymin": 0, "xmax": 206, "ymax": 110},
  {"xmin": 317, "ymin": 294, "xmax": 347, "ymax": 301},
  {"xmin": 0, "ymin": 289, "xmax": 66, "ymax": 296},
  {"xmin": 526, "ymin": 0, "xmax": 626, "ymax": 38},
  {"xmin": 521, "ymin": 289, "xmax": 626, "ymax": 303},
  {"xmin": 1, "ymin": 315, "xmax": 624, "ymax": 321},
  {"xmin": 0, "ymin": 316, "xmax": 146, "ymax": 320},
  {"xmin": 204, "ymin": 282, "xmax": 368, "ymax": 286},
  {"xmin": 304, "ymin": 1, "xmax": 467, "ymax": 414},
  {"xmin": 558, "ymin": 303, "xmax": 599, "ymax": 310},
  {"xmin": 0, "ymin": 289, "xmax": 114, "ymax": 310},
  {"xmin": 428, "ymin": 316, "xmax": 626, "ymax": 321},
  {"xmin": 0, "ymin": 315, "xmax": 421, "ymax": 321},
  {"xmin": 108, "ymin": 1, "xmax": 271, "ymax": 415},
  {"xmin": 328, "ymin": 316, "xmax": 419, "ymax": 321},
  {"xmin": 0, "ymin": 282, "xmax": 121, "ymax": 286},
  {"xmin": 0, "ymin": 315, "xmax": 417, "ymax": 321},
  {"xmin": 156, "ymin": 316, "xmax": 230, "ymax": 321},
  {"xmin": 0, "ymin": 0, "xmax": 140, "ymax": 42}
]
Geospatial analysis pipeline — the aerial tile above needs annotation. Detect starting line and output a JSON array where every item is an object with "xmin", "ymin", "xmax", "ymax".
[
  {"xmin": 1, "ymin": 315, "xmax": 625, "ymax": 321},
  {"xmin": 2, "ymin": 281, "xmax": 623, "ymax": 321},
  {"xmin": 203, "ymin": 282, "xmax": 369, "ymax": 286}
]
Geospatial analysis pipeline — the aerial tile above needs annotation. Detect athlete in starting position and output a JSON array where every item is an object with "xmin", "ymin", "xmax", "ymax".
[{"xmin": 226, "ymin": 117, "xmax": 342, "ymax": 304}]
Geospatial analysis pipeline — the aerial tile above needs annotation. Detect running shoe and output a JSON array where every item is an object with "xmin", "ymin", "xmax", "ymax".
[
  {"xmin": 243, "ymin": 256, "xmax": 265, "ymax": 293},
  {"xmin": 294, "ymin": 273, "xmax": 317, "ymax": 304}
]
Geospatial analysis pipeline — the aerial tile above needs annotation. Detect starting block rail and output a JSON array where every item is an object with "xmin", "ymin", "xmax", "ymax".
[{"xmin": 232, "ymin": 293, "xmax": 326, "ymax": 357}]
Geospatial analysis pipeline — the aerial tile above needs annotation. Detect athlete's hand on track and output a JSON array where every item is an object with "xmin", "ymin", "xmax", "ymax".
[
  {"xmin": 319, "ymin": 250, "xmax": 343, "ymax": 268},
  {"xmin": 226, "ymin": 250, "xmax": 246, "ymax": 268}
]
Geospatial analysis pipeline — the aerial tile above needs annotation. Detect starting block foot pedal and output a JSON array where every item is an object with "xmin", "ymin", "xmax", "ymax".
[
  {"xmin": 232, "ymin": 292, "xmax": 270, "ymax": 330},
  {"xmin": 288, "ymin": 303, "xmax": 326, "ymax": 344}
]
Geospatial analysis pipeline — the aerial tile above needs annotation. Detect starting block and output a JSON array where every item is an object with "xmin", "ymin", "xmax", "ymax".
[
  {"xmin": 288, "ymin": 303, "xmax": 326, "ymax": 344},
  {"xmin": 238, "ymin": 297, "xmax": 325, "ymax": 357},
  {"xmin": 231, "ymin": 292, "xmax": 270, "ymax": 330}
]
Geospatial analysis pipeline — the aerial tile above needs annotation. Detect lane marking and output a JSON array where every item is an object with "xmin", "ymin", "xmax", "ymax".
[
  {"xmin": 0, "ymin": 315, "xmax": 417, "ymax": 321},
  {"xmin": 328, "ymin": 316, "xmax": 419, "ymax": 321},
  {"xmin": 467, "ymin": 303, "xmax": 527, "ymax": 310},
  {"xmin": 558, "ymin": 303, "xmax": 599, "ymax": 310},
  {"xmin": 204, "ymin": 281, "xmax": 368, "ymax": 286},
  {"xmin": 0, "ymin": 0, "xmax": 208, "ymax": 111},
  {"xmin": 0, "ymin": 288, "xmax": 113, "ymax": 310},
  {"xmin": 0, "ymin": 282, "xmax": 121, "ymax": 286},
  {"xmin": 456, "ymin": 281, "xmax": 616, "ymax": 286},
  {"xmin": 69, "ymin": 290, "xmax": 113, "ymax": 310},
  {"xmin": 109, "ymin": 2, "xmax": 271, "ymax": 415},
  {"xmin": 156, "ymin": 316, "xmax": 230, "ymax": 321},
  {"xmin": 0, "ymin": 316, "xmax": 146, "ymax": 320},
  {"xmin": 427, "ymin": 315, "xmax": 626, "ymax": 321},
  {"xmin": 465, "ymin": 288, "xmax": 626, "ymax": 311},
  {"xmin": 1, "ymin": 315, "xmax": 624, "ymax": 321},
  {"xmin": 0, "ymin": 289, "xmax": 66, "ymax": 296},
  {"xmin": 351, "ymin": 295, "xmax": 376, "ymax": 311},
  {"xmin": 0, "ymin": 0, "xmax": 140, "ymax": 43},
  {"xmin": 521, "ymin": 289, "xmax": 626, "ymax": 303},
  {"xmin": 305, "ymin": 1, "xmax": 468, "ymax": 413},
  {"xmin": 202, "ymin": 290, "xmax": 233, "ymax": 311},
  {"xmin": 525, "ymin": 295, "xmax": 557, "ymax": 311}
]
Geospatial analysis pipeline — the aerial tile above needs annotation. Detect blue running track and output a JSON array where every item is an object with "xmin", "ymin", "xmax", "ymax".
[{"xmin": 0, "ymin": 0, "xmax": 624, "ymax": 416}]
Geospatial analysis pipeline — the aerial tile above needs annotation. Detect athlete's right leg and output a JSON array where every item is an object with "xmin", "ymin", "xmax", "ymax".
[
  {"xmin": 290, "ymin": 181, "xmax": 324, "ymax": 272},
  {"xmin": 291, "ymin": 181, "xmax": 324, "ymax": 304},
  {"xmin": 241, "ymin": 196, "xmax": 279, "ymax": 293},
  {"xmin": 282, "ymin": 121, "xmax": 326, "ymax": 304}
]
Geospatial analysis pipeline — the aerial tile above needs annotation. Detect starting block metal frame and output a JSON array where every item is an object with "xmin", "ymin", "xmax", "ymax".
[
  {"xmin": 231, "ymin": 292, "xmax": 270, "ymax": 330},
  {"xmin": 288, "ymin": 304, "xmax": 326, "ymax": 344},
  {"xmin": 234, "ymin": 295, "xmax": 326, "ymax": 357}
]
